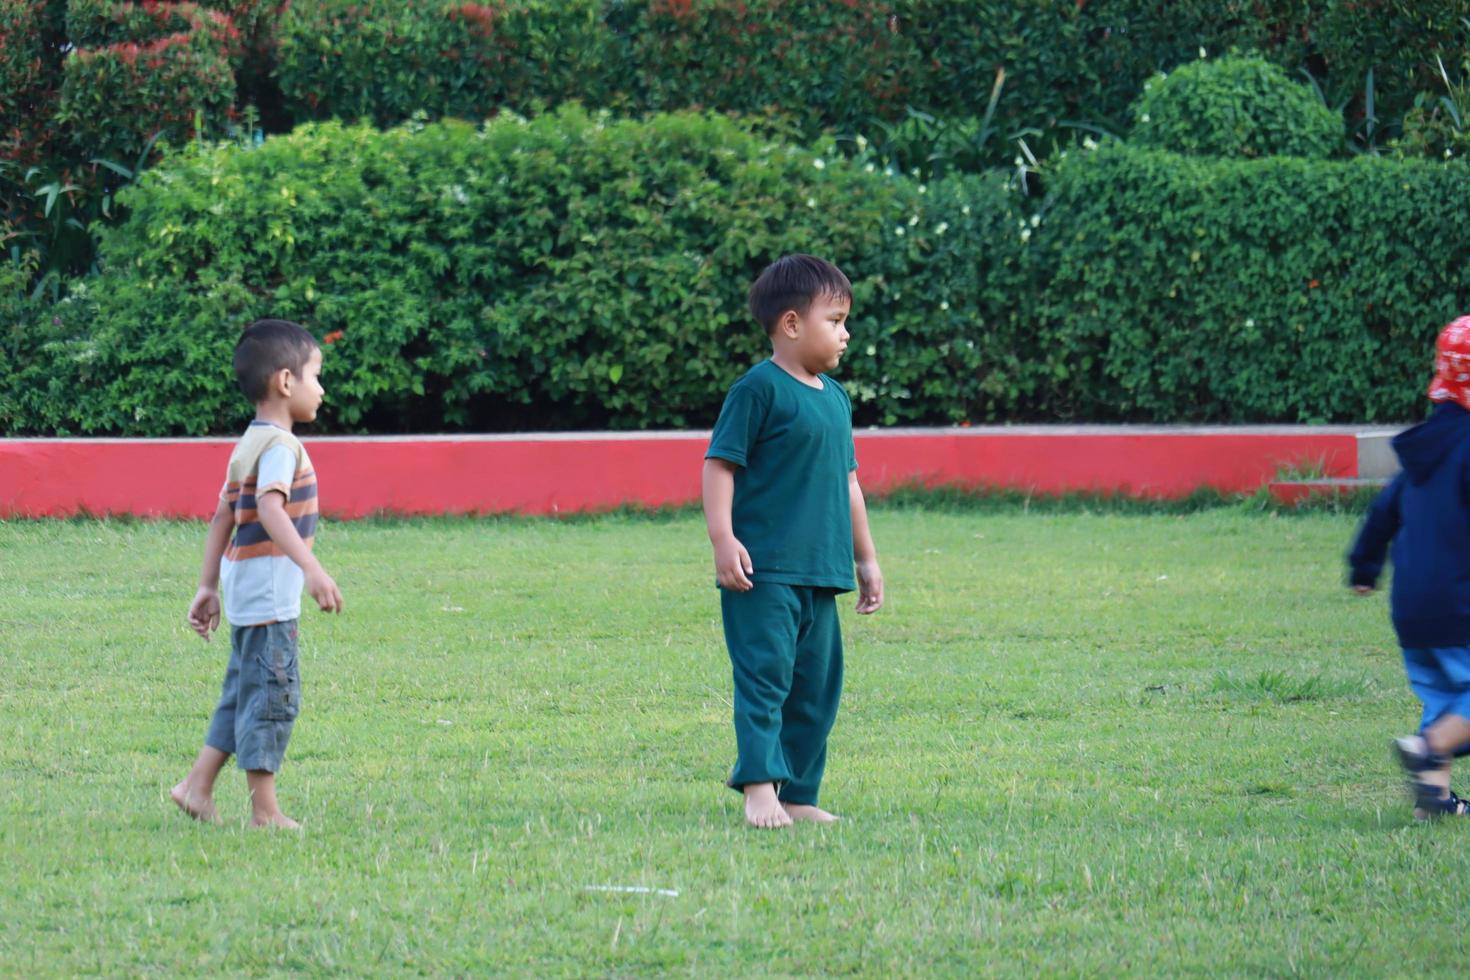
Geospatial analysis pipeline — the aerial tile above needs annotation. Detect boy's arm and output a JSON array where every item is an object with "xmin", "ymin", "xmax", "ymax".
[
  {"xmin": 1347, "ymin": 473, "xmax": 1404, "ymax": 592},
  {"xmin": 256, "ymin": 490, "xmax": 344, "ymax": 613},
  {"xmin": 850, "ymin": 471, "xmax": 883, "ymax": 614},
  {"xmin": 702, "ymin": 457, "xmax": 754, "ymax": 591},
  {"xmin": 187, "ymin": 498, "xmax": 235, "ymax": 641}
]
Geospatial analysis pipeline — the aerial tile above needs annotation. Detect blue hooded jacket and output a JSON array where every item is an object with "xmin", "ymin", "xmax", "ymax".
[{"xmin": 1349, "ymin": 402, "xmax": 1470, "ymax": 647}]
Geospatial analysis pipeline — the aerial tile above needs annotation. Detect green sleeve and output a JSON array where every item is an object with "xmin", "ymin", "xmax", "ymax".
[{"xmin": 706, "ymin": 383, "xmax": 765, "ymax": 468}]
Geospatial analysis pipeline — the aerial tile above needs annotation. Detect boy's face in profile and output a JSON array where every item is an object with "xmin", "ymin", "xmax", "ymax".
[
  {"xmin": 789, "ymin": 293, "xmax": 851, "ymax": 374},
  {"xmin": 285, "ymin": 347, "xmax": 325, "ymax": 423}
]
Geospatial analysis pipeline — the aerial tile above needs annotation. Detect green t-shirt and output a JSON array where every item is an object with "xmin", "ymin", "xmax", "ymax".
[{"xmin": 706, "ymin": 359, "xmax": 857, "ymax": 592}]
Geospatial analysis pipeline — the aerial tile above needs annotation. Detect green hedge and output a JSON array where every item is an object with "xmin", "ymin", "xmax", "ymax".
[
  {"xmin": 1131, "ymin": 56, "xmax": 1344, "ymax": 159},
  {"xmin": 9, "ymin": 111, "xmax": 1470, "ymax": 435},
  {"xmin": 272, "ymin": 0, "xmax": 1439, "ymax": 153},
  {"xmin": 1, "ymin": 109, "xmax": 1038, "ymax": 435},
  {"xmin": 1036, "ymin": 143, "xmax": 1470, "ymax": 422}
]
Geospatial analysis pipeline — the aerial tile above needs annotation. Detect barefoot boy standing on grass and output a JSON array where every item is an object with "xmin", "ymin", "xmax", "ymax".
[
  {"xmin": 702, "ymin": 255, "xmax": 884, "ymax": 830},
  {"xmin": 171, "ymin": 319, "xmax": 343, "ymax": 829}
]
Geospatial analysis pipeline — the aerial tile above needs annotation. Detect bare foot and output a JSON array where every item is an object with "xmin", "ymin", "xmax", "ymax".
[
  {"xmin": 171, "ymin": 781, "xmax": 220, "ymax": 824},
  {"xmin": 249, "ymin": 813, "xmax": 302, "ymax": 830},
  {"xmin": 783, "ymin": 803, "xmax": 840, "ymax": 824},
  {"xmin": 743, "ymin": 783, "xmax": 793, "ymax": 829}
]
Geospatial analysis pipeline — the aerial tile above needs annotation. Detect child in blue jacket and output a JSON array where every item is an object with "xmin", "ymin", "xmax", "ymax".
[{"xmin": 1350, "ymin": 316, "xmax": 1470, "ymax": 818}]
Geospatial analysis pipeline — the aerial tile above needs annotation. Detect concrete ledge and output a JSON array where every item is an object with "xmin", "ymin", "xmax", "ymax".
[{"xmin": 0, "ymin": 425, "xmax": 1395, "ymax": 519}]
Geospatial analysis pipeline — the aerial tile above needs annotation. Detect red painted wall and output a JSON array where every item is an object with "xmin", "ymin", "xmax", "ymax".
[{"xmin": 0, "ymin": 428, "xmax": 1361, "ymax": 519}]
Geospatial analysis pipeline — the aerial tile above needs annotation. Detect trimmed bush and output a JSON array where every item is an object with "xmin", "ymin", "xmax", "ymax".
[
  {"xmin": 7, "ymin": 109, "xmax": 1041, "ymax": 435},
  {"xmin": 275, "ymin": 0, "xmax": 625, "ymax": 127},
  {"xmin": 1036, "ymin": 142, "xmax": 1470, "ymax": 422},
  {"xmin": 1130, "ymin": 56, "xmax": 1344, "ymax": 159}
]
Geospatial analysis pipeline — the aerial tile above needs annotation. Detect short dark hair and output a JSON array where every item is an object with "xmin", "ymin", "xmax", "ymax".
[
  {"xmin": 748, "ymin": 254, "xmax": 852, "ymax": 334},
  {"xmin": 234, "ymin": 319, "xmax": 318, "ymax": 403}
]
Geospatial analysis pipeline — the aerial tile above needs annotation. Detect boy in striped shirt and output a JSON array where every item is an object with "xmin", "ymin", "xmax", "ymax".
[{"xmin": 171, "ymin": 319, "xmax": 344, "ymax": 829}]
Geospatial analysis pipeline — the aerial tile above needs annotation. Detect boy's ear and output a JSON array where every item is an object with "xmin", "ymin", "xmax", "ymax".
[
  {"xmin": 777, "ymin": 309, "xmax": 801, "ymax": 339},
  {"xmin": 271, "ymin": 367, "xmax": 293, "ymax": 398}
]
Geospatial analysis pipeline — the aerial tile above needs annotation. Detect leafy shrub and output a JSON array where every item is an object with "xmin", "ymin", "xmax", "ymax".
[
  {"xmin": 269, "ymin": 0, "xmax": 1333, "ymax": 164},
  {"xmin": 58, "ymin": 4, "xmax": 239, "ymax": 163},
  {"xmin": 1398, "ymin": 51, "xmax": 1470, "ymax": 161},
  {"xmin": 842, "ymin": 169, "xmax": 1039, "ymax": 424},
  {"xmin": 1035, "ymin": 142, "xmax": 1470, "ymax": 422},
  {"xmin": 14, "ymin": 109, "xmax": 1042, "ymax": 435},
  {"xmin": 1, "ymin": 0, "xmax": 271, "ymax": 290},
  {"xmin": 275, "ymin": 0, "xmax": 625, "ymax": 127},
  {"xmin": 1130, "ymin": 56, "xmax": 1343, "ymax": 159},
  {"xmin": 0, "ymin": 0, "xmax": 66, "ymax": 166},
  {"xmin": 1313, "ymin": 0, "xmax": 1470, "ymax": 143}
]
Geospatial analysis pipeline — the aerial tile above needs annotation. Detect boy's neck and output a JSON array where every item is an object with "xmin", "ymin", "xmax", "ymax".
[
  {"xmin": 770, "ymin": 350, "xmax": 821, "ymax": 388},
  {"xmin": 252, "ymin": 401, "xmax": 295, "ymax": 432}
]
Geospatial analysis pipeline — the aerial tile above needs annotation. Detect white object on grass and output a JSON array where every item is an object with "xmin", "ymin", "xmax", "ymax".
[{"xmin": 584, "ymin": 885, "xmax": 679, "ymax": 898}]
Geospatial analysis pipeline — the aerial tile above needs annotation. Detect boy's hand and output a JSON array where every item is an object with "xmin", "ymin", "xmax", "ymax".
[
  {"xmin": 855, "ymin": 559, "xmax": 884, "ymax": 614},
  {"xmin": 713, "ymin": 536, "xmax": 755, "ymax": 591},
  {"xmin": 307, "ymin": 568, "xmax": 345, "ymax": 613},
  {"xmin": 187, "ymin": 587, "xmax": 221, "ymax": 641}
]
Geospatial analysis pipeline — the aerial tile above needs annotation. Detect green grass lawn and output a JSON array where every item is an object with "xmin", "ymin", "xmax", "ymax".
[{"xmin": 3, "ymin": 506, "xmax": 1468, "ymax": 975}]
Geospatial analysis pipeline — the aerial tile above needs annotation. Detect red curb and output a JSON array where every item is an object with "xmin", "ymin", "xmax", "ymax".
[{"xmin": 0, "ymin": 428, "xmax": 1368, "ymax": 518}]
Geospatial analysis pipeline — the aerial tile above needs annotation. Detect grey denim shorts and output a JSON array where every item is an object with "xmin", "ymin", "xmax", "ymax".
[{"xmin": 204, "ymin": 619, "xmax": 302, "ymax": 773}]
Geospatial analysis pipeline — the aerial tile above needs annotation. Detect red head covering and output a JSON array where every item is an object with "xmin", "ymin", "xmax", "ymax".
[{"xmin": 1428, "ymin": 316, "xmax": 1470, "ymax": 411}]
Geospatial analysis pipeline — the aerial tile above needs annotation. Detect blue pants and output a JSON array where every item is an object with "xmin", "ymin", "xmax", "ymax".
[
  {"xmin": 1402, "ymin": 646, "xmax": 1470, "ymax": 753},
  {"xmin": 205, "ymin": 620, "xmax": 302, "ymax": 773}
]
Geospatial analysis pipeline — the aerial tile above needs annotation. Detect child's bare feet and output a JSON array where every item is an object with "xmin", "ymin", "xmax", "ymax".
[
  {"xmin": 743, "ymin": 782, "xmax": 793, "ymax": 829},
  {"xmin": 170, "ymin": 781, "xmax": 220, "ymax": 824},
  {"xmin": 249, "ymin": 813, "xmax": 301, "ymax": 830},
  {"xmin": 783, "ymin": 803, "xmax": 840, "ymax": 824}
]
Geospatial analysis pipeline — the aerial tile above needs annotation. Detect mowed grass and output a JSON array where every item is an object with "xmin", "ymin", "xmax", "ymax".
[{"xmin": 3, "ymin": 507, "xmax": 1469, "ymax": 975}]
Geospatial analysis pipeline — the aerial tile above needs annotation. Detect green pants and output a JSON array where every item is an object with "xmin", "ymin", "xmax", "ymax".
[{"xmin": 721, "ymin": 583, "xmax": 844, "ymax": 805}]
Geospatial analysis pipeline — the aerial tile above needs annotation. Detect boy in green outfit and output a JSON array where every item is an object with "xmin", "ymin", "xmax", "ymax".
[{"xmin": 702, "ymin": 254, "xmax": 884, "ymax": 829}]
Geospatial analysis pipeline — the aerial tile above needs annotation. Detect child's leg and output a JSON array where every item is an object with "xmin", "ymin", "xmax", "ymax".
[
  {"xmin": 172, "ymin": 746, "xmax": 229, "ymax": 823},
  {"xmin": 173, "ymin": 636, "xmax": 244, "ymax": 823},
  {"xmin": 1396, "ymin": 647, "xmax": 1470, "ymax": 813},
  {"xmin": 777, "ymin": 588, "xmax": 843, "ymax": 822},
  {"xmin": 235, "ymin": 621, "xmax": 301, "ymax": 827},
  {"xmin": 722, "ymin": 584, "xmax": 801, "ymax": 828},
  {"xmin": 245, "ymin": 770, "xmax": 300, "ymax": 829}
]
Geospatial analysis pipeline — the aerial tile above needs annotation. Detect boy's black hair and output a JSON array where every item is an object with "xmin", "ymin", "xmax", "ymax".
[
  {"xmin": 748, "ymin": 254, "xmax": 852, "ymax": 334},
  {"xmin": 234, "ymin": 319, "xmax": 318, "ymax": 403}
]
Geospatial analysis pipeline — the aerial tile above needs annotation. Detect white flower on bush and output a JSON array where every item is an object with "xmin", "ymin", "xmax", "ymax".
[
  {"xmin": 813, "ymin": 158, "xmax": 826, "ymax": 170},
  {"xmin": 1020, "ymin": 228, "xmax": 1032, "ymax": 242},
  {"xmin": 918, "ymin": 184, "xmax": 927, "ymax": 194},
  {"xmin": 856, "ymin": 135, "xmax": 868, "ymax": 150},
  {"xmin": 1030, "ymin": 214, "xmax": 1041, "ymax": 228},
  {"xmin": 935, "ymin": 222, "xmax": 949, "ymax": 235},
  {"xmin": 865, "ymin": 162, "xmax": 876, "ymax": 173},
  {"xmin": 1140, "ymin": 113, "xmax": 1150, "ymax": 124},
  {"xmin": 807, "ymin": 197, "xmax": 817, "ymax": 208},
  {"xmin": 961, "ymin": 205, "xmax": 971, "ymax": 215},
  {"xmin": 896, "ymin": 226, "xmax": 906, "ymax": 236},
  {"xmin": 908, "ymin": 214, "xmax": 919, "ymax": 226},
  {"xmin": 1082, "ymin": 136, "xmax": 1098, "ymax": 150},
  {"xmin": 940, "ymin": 301, "xmax": 950, "ymax": 311},
  {"xmin": 866, "ymin": 344, "xmax": 877, "ymax": 356}
]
